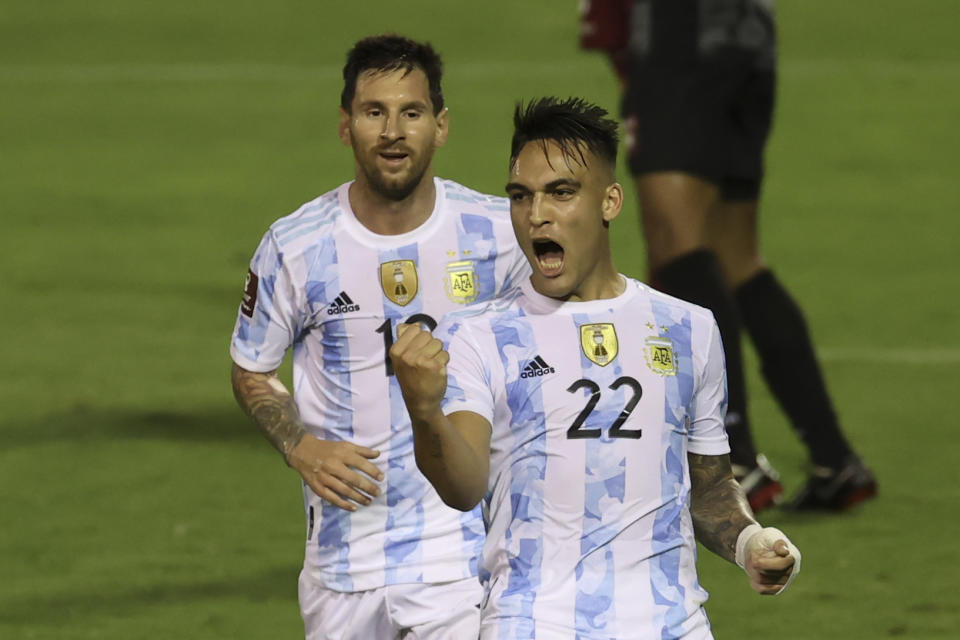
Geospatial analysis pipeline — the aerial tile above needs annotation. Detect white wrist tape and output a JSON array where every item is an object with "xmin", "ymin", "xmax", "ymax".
[
  {"xmin": 736, "ymin": 524, "xmax": 802, "ymax": 595},
  {"xmin": 735, "ymin": 523, "xmax": 763, "ymax": 569}
]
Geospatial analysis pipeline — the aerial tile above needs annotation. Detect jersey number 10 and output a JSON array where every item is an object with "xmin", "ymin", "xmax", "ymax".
[{"xmin": 375, "ymin": 314, "xmax": 438, "ymax": 376}]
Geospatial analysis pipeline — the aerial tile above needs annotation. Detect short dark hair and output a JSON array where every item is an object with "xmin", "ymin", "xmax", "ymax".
[
  {"xmin": 340, "ymin": 35, "xmax": 444, "ymax": 114},
  {"xmin": 510, "ymin": 97, "xmax": 619, "ymax": 170}
]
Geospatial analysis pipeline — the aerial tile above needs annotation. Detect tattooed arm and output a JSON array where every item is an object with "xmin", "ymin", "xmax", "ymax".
[
  {"xmin": 231, "ymin": 363, "xmax": 383, "ymax": 511},
  {"xmin": 689, "ymin": 452, "xmax": 801, "ymax": 594},
  {"xmin": 388, "ymin": 324, "xmax": 491, "ymax": 511},
  {"xmin": 688, "ymin": 453, "xmax": 757, "ymax": 562},
  {"xmin": 231, "ymin": 363, "xmax": 306, "ymax": 458}
]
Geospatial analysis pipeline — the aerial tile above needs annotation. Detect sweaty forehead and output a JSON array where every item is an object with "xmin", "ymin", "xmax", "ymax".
[{"xmin": 511, "ymin": 140, "xmax": 587, "ymax": 179}]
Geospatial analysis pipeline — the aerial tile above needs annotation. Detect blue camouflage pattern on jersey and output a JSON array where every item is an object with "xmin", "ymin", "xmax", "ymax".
[
  {"xmin": 649, "ymin": 299, "xmax": 698, "ymax": 638},
  {"xmin": 492, "ymin": 310, "xmax": 548, "ymax": 640},
  {"xmin": 573, "ymin": 312, "xmax": 626, "ymax": 637},
  {"xmin": 382, "ymin": 243, "xmax": 428, "ymax": 584}
]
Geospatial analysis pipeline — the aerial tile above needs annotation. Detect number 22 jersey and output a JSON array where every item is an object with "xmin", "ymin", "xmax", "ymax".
[
  {"xmin": 230, "ymin": 177, "xmax": 530, "ymax": 592},
  {"xmin": 439, "ymin": 276, "xmax": 731, "ymax": 640}
]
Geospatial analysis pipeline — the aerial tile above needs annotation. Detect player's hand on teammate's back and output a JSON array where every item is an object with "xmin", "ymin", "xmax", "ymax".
[
  {"xmin": 737, "ymin": 525, "xmax": 802, "ymax": 595},
  {"xmin": 287, "ymin": 434, "xmax": 383, "ymax": 511},
  {"xmin": 389, "ymin": 323, "xmax": 449, "ymax": 420}
]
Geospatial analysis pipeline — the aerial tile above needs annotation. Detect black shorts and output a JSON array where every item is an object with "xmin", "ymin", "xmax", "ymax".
[{"xmin": 623, "ymin": 1, "xmax": 777, "ymax": 200}]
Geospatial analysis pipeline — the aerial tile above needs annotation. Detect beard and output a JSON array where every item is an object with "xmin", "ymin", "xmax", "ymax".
[
  {"xmin": 357, "ymin": 149, "xmax": 433, "ymax": 202},
  {"xmin": 365, "ymin": 167, "xmax": 424, "ymax": 201}
]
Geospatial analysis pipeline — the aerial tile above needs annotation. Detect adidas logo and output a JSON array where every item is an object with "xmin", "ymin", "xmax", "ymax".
[
  {"xmin": 327, "ymin": 291, "xmax": 360, "ymax": 315},
  {"xmin": 520, "ymin": 355, "xmax": 555, "ymax": 378}
]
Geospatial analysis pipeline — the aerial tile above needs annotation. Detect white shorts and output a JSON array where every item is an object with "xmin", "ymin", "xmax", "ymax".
[{"xmin": 299, "ymin": 570, "xmax": 482, "ymax": 640}]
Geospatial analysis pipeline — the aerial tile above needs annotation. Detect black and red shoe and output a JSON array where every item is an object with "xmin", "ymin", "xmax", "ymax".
[
  {"xmin": 787, "ymin": 456, "xmax": 878, "ymax": 511},
  {"xmin": 732, "ymin": 454, "xmax": 784, "ymax": 513}
]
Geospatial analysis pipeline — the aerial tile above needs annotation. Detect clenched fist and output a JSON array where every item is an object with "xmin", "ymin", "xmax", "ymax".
[
  {"xmin": 736, "ymin": 524, "xmax": 802, "ymax": 595},
  {"xmin": 388, "ymin": 323, "xmax": 450, "ymax": 421}
]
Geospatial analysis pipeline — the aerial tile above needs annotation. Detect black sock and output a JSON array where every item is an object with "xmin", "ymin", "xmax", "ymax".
[
  {"xmin": 654, "ymin": 250, "xmax": 757, "ymax": 467},
  {"xmin": 734, "ymin": 269, "xmax": 853, "ymax": 469}
]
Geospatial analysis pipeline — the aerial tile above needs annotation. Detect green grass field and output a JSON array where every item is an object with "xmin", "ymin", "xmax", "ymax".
[{"xmin": 2, "ymin": 1, "xmax": 959, "ymax": 638}]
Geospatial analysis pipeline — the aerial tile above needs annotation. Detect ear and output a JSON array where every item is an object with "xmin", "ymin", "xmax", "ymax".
[
  {"xmin": 337, "ymin": 107, "xmax": 352, "ymax": 147},
  {"xmin": 434, "ymin": 107, "xmax": 449, "ymax": 148},
  {"xmin": 601, "ymin": 182, "xmax": 624, "ymax": 223}
]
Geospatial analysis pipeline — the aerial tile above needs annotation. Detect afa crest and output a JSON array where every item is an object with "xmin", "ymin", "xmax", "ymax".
[
  {"xmin": 644, "ymin": 337, "xmax": 677, "ymax": 376},
  {"xmin": 380, "ymin": 260, "xmax": 418, "ymax": 306},
  {"xmin": 580, "ymin": 323, "xmax": 618, "ymax": 366},
  {"xmin": 445, "ymin": 260, "xmax": 478, "ymax": 304}
]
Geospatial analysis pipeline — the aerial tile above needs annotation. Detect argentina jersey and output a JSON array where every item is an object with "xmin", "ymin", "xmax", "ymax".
[
  {"xmin": 439, "ymin": 277, "xmax": 730, "ymax": 640},
  {"xmin": 230, "ymin": 177, "xmax": 530, "ymax": 592}
]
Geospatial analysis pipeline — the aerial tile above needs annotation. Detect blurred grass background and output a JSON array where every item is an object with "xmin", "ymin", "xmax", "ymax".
[{"xmin": 1, "ymin": 1, "xmax": 958, "ymax": 638}]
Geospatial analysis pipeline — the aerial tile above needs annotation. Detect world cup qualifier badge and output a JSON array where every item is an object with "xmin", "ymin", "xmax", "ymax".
[
  {"xmin": 380, "ymin": 260, "xmax": 418, "ymax": 306},
  {"xmin": 644, "ymin": 337, "xmax": 677, "ymax": 376},
  {"xmin": 240, "ymin": 269, "xmax": 258, "ymax": 318},
  {"xmin": 580, "ymin": 323, "xmax": 619, "ymax": 366},
  {"xmin": 444, "ymin": 260, "xmax": 478, "ymax": 304}
]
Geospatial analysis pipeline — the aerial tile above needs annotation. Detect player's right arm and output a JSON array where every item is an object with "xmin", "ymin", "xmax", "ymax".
[
  {"xmin": 231, "ymin": 229, "xmax": 383, "ymax": 510},
  {"xmin": 389, "ymin": 324, "xmax": 491, "ymax": 511},
  {"xmin": 231, "ymin": 363, "xmax": 383, "ymax": 511}
]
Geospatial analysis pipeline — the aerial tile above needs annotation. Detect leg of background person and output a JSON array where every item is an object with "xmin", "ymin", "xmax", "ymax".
[
  {"xmin": 707, "ymin": 199, "xmax": 857, "ymax": 469},
  {"xmin": 637, "ymin": 171, "xmax": 759, "ymax": 469}
]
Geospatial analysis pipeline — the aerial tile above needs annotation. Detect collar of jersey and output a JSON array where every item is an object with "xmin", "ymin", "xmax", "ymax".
[
  {"xmin": 519, "ymin": 275, "xmax": 637, "ymax": 315},
  {"xmin": 337, "ymin": 176, "xmax": 445, "ymax": 248}
]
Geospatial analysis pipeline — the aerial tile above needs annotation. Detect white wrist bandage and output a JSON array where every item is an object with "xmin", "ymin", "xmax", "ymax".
[
  {"xmin": 736, "ymin": 524, "xmax": 802, "ymax": 595},
  {"xmin": 735, "ymin": 523, "xmax": 763, "ymax": 569}
]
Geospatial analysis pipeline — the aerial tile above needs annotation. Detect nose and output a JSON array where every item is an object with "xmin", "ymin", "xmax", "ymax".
[
  {"xmin": 380, "ymin": 113, "xmax": 402, "ymax": 141},
  {"xmin": 529, "ymin": 192, "xmax": 549, "ymax": 226}
]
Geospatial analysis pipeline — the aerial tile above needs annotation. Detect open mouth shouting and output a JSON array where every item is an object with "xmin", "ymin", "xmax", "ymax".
[{"xmin": 532, "ymin": 238, "xmax": 564, "ymax": 276}]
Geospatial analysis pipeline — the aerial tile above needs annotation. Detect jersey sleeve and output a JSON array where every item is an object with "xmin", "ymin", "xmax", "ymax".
[
  {"xmin": 687, "ymin": 316, "xmax": 731, "ymax": 455},
  {"xmin": 500, "ymin": 246, "xmax": 532, "ymax": 296},
  {"xmin": 484, "ymin": 193, "xmax": 530, "ymax": 296},
  {"xmin": 229, "ymin": 229, "xmax": 305, "ymax": 372},
  {"xmin": 437, "ymin": 316, "xmax": 495, "ymax": 423}
]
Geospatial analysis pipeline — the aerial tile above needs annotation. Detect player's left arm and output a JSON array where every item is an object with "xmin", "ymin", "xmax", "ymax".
[
  {"xmin": 688, "ymin": 452, "xmax": 757, "ymax": 561},
  {"xmin": 689, "ymin": 453, "xmax": 802, "ymax": 595}
]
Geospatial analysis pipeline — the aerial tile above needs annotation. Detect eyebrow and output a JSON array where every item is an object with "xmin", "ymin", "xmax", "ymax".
[
  {"xmin": 544, "ymin": 178, "xmax": 581, "ymax": 191},
  {"xmin": 505, "ymin": 178, "xmax": 581, "ymax": 192},
  {"xmin": 357, "ymin": 99, "xmax": 429, "ymax": 111}
]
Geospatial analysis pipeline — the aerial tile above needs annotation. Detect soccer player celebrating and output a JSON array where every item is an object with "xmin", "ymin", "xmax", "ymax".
[
  {"xmin": 229, "ymin": 35, "xmax": 529, "ymax": 639},
  {"xmin": 390, "ymin": 97, "xmax": 801, "ymax": 639}
]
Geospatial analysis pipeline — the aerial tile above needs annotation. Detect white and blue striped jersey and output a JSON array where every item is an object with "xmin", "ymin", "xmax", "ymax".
[
  {"xmin": 230, "ymin": 177, "xmax": 530, "ymax": 592},
  {"xmin": 439, "ymin": 277, "xmax": 730, "ymax": 640}
]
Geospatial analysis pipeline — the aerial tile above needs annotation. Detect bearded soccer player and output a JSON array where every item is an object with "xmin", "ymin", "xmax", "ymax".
[
  {"xmin": 229, "ymin": 35, "xmax": 529, "ymax": 639},
  {"xmin": 390, "ymin": 98, "xmax": 800, "ymax": 639}
]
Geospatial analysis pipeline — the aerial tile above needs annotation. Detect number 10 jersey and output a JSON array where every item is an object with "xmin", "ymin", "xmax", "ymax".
[
  {"xmin": 230, "ymin": 177, "xmax": 530, "ymax": 592},
  {"xmin": 439, "ymin": 276, "xmax": 731, "ymax": 640}
]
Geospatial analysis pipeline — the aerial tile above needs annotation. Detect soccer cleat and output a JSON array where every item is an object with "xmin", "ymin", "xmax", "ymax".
[
  {"xmin": 786, "ymin": 456, "xmax": 877, "ymax": 511},
  {"xmin": 732, "ymin": 454, "xmax": 784, "ymax": 513}
]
